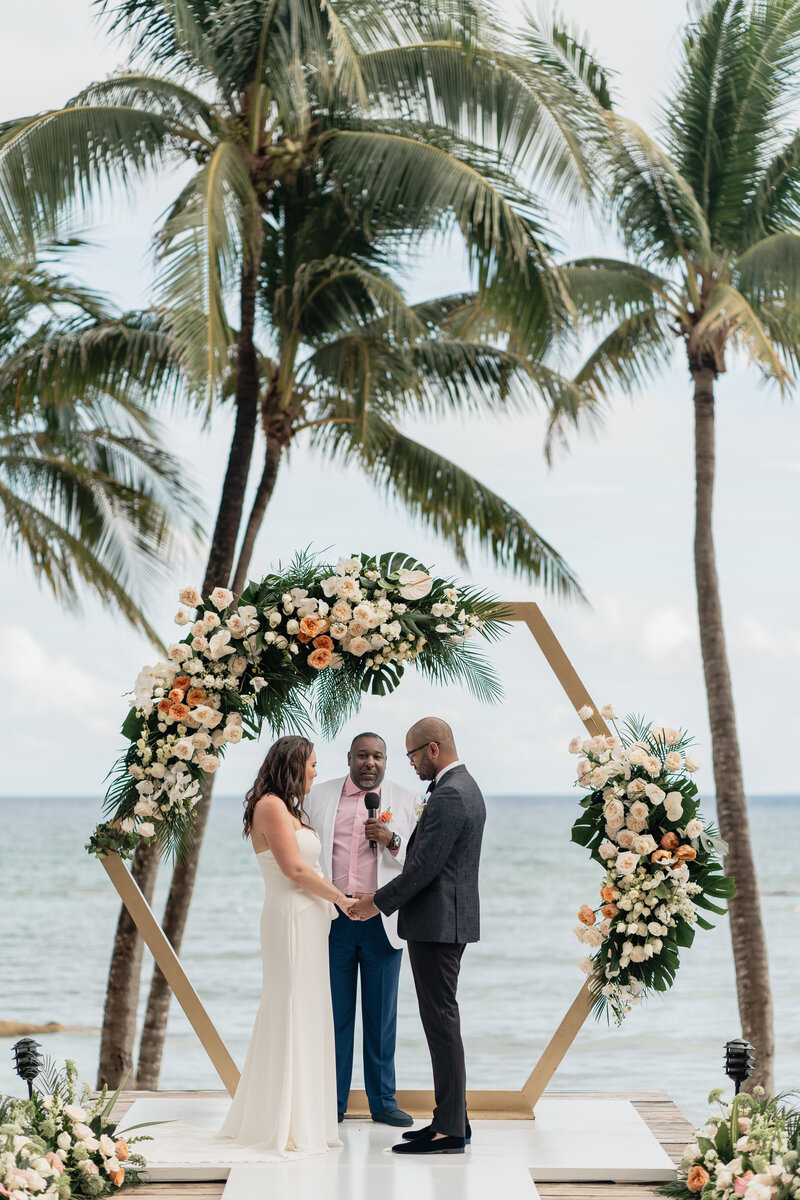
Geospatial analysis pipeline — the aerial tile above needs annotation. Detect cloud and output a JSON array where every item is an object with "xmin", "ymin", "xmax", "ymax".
[
  {"xmin": 740, "ymin": 616, "xmax": 800, "ymax": 658},
  {"xmin": 0, "ymin": 626, "xmax": 119, "ymax": 733},
  {"xmin": 639, "ymin": 607, "xmax": 698, "ymax": 663}
]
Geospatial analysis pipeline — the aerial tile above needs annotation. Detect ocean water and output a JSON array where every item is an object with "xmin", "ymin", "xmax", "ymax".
[{"xmin": 1, "ymin": 794, "xmax": 798, "ymax": 1127}]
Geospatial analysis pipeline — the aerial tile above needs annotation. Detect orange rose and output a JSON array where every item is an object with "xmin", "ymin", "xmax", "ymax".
[
  {"xmin": 651, "ymin": 848, "xmax": 674, "ymax": 864},
  {"xmin": 601, "ymin": 902, "xmax": 619, "ymax": 919},
  {"xmin": 308, "ymin": 647, "xmax": 333, "ymax": 670},
  {"xmin": 673, "ymin": 844, "xmax": 697, "ymax": 863},
  {"xmin": 313, "ymin": 635, "xmax": 334, "ymax": 651},
  {"xmin": 660, "ymin": 831, "xmax": 680, "ymax": 850},
  {"xmin": 300, "ymin": 616, "xmax": 328, "ymax": 642},
  {"xmin": 114, "ymin": 1138, "xmax": 129, "ymax": 1162},
  {"xmin": 174, "ymin": 675, "xmax": 191, "ymax": 691},
  {"xmin": 157, "ymin": 698, "xmax": 172, "ymax": 714},
  {"xmin": 171, "ymin": 702, "xmax": 191, "ymax": 721},
  {"xmin": 380, "ymin": 810, "xmax": 392, "ymax": 822},
  {"xmin": 686, "ymin": 1165, "xmax": 709, "ymax": 1192},
  {"xmin": 186, "ymin": 687, "xmax": 207, "ymax": 705},
  {"xmin": 110, "ymin": 1167, "xmax": 126, "ymax": 1188},
  {"xmin": 600, "ymin": 886, "xmax": 617, "ymax": 903},
  {"xmin": 168, "ymin": 687, "xmax": 185, "ymax": 702},
  {"xmin": 577, "ymin": 904, "xmax": 596, "ymax": 926}
]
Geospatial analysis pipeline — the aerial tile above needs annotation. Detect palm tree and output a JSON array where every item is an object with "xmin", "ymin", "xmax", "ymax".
[
  {"xmin": 0, "ymin": 0, "xmax": 603, "ymax": 1086},
  {"xmin": 0, "ymin": 252, "xmax": 201, "ymax": 640},
  {"xmin": 560, "ymin": 0, "xmax": 800, "ymax": 1092}
]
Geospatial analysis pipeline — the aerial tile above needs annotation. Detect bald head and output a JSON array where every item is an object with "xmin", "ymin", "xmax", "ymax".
[
  {"xmin": 407, "ymin": 717, "xmax": 456, "ymax": 753},
  {"xmin": 405, "ymin": 716, "xmax": 458, "ymax": 782}
]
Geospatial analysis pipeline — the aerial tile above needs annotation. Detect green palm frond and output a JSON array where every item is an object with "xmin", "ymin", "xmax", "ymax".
[
  {"xmin": 573, "ymin": 307, "xmax": 675, "ymax": 398},
  {"xmin": 562, "ymin": 257, "xmax": 678, "ymax": 322},
  {"xmin": 157, "ymin": 142, "xmax": 259, "ymax": 392},
  {"xmin": 693, "ymin": 281, "xmax": 793, "ymax": 384},
  {"xmin": 95, "ymin": 0, "xmax": 224, "ymax": 79},
  {"xmin": 312, "ymin": 411, "xmax": 585, "ymax": 600},
  {"xmin": 748, "ymin": 129, "xmax": 800, "ymax": 237},
  {"xmin": 734, "ymin": 231, "xmax": 800, "ymax": 305}
]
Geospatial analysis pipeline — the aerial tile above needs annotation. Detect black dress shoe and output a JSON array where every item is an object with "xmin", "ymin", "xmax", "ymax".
[
  {"xmin": 402, "ymin": 1122, "xmax": 471, "ymax": 1144},
  {"xmin": 372, "ymin": 1107, "xmax": 414, "ymax": 1127},
  {"xmin": 392, "ymin": 1133, "xmax": 466, "ymax": 1155}
]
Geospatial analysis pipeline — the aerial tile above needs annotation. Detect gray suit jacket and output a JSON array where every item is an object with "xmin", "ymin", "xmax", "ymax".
[{"xmin": 373, "ymin": 765, "xmax": 485, "ymax": 944}]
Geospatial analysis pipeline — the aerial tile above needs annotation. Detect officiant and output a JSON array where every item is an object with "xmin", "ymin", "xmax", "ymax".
[{"xmin": 306, "ymin": 732, "xmax": 419, "ymax": 1127}]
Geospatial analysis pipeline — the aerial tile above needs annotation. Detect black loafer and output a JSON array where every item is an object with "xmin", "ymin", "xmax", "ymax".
[
  {"xmin": 372, "ymin": 1107, "xmax": 414, "ymax": 1127},
  {"xmin": 402, "ymin": 1122, "xmax": 471, "ymax": 1144},
  {"xmin": 392, "ymin": 1133, "xmax": 466, "ymax": 1155}
]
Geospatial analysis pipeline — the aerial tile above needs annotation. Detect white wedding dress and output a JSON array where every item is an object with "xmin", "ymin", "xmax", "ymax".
[
  {"xmin": 217, "ymin": 828, "xmax": 342, "ymax": 1157},
  {"xmin": 137, "ymin": 828, "xmax": 342, "ymax": 1166}
]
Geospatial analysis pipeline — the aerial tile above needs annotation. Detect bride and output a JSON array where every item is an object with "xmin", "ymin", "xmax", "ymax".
[{"xmin": 218, "ymin": 735, "xmax": 354, "ymax": 1156}]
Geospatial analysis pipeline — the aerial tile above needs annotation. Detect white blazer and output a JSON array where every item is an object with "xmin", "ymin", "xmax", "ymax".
[{"xmin": 306, "ymin": 776, "xmax": 420, "ymax": 950}]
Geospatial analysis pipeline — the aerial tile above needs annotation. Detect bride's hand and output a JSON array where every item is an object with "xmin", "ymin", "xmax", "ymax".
[{"xmin": 336, "ymin": 893, "xmax": 357, "ymax": 917}]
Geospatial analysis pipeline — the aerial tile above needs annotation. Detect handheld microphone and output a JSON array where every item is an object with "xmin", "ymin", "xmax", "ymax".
[{"xmin": 364, "ymin": 791, "xmax": 380, "ymax": 852}]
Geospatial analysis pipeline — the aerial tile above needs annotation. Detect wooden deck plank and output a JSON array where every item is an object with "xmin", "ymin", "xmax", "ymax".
[{"xmin": 111, "ymin": 1089, "xmax": 692, "ymax": 1198}]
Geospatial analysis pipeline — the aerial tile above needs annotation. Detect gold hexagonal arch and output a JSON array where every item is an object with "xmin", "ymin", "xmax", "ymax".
[{"xmin": 99, "ymin": 601, "xmax": 610, "ymax": 1119}]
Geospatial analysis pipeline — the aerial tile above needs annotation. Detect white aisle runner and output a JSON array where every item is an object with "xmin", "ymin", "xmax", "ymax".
[{"xmin": 121, "ymin": 1095, "xmax": 675, "ymax": 1189}]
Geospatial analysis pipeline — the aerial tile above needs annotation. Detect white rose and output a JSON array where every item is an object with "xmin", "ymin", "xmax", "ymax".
[
  {"xmin": 336, "ymin": 577, "xmax": 362, "ymax": 602},
  {"xmin": 629, "ymin": 800, "xmax": 649, "ymax": 822},
  {"xmin": 644, "ymin": 783, "xmax": 665, "ymax": 805},
  {"xmin": 320, "ymin": 575, "xmax": 340, "ymax": 598},
  {"xmin": 191, "ymin": 731, "xmax": 212, "ymax": 750},
  {"xmin": 64, "ymin": 1105, "xmax": 87, "ymax": 1123},
  {"xmin": 603, "ymin": 799, "xmax": 625, "ymax": 830},
  {"xmin": 664, "ymin": 751, "xmax": 683, "ymax": 772},
  {"xmin": 230, "ymin": 655, "xmax": 248, "ymax": 675},
  {"xmin": 598, "ymin": 840, "xmax": 617, "ymax": 860},
  {"xmin": 397, "ymin": 569, "xmax": 433, "ymax": 600},
  {"xmin": 139, "ymin": 822, "xmax": 156, "ymax": 838},
  {"xmin": 210, "ymin": 586, "xmax": 234, "ymax": 610},
  {"xmin": 168, "ymin": 643, "xmax": 192, "ymax": 663},
  {"xmin": 173, "ymin": 737, "xmax": 195, "ymax": 760},
  {"xmin": 134, "ymin": 799, "xmax": 156, "ymax": 817},
  {"xmin": 226, "ymin": 725, "xmax": 243, "ymax": 743},
  {"xmin": 664, "ymin": 728, "xmax": 681, "ymax": 745},
  {"xmin": 120, "ymin": 816, "xmax": 136, "ymax": 832},
  {"xmin": 616, "ymin": 828, "xmax": 636, "ymax": 849},
  {"xmin": 336, "ymin": 556, "xmax": 362, "ymax": 575},
  {"xmin": 174, "ymin": 609, "xmax": 191, "ymax": 626},
  {"xmin": 202, "ymin": 611, "xmax": 221, "ymax": 632},
  {"xmin": 615, "ymin": 851, "xmax": 639, "ymax": 875},
  {"xmin": 665, "ymin": 791, "xmax": 684, "ymax": 821},
  {"xmin": 626, "ymin": 815, "xmax": 647, "ymax": 833},
  {"xmin": 685, "ymin": 818, "xmax": 703, "ymax": 839},
  {"xmin": 685, "ymin": 754, "xmax": 700, "ymax": 772},
  {"xmin": 226, "ymin": 615, "xmax": 247, "ymax": 637},
  {"xmin": 634, "ymin": 834, "xmax": 657, "ymax": 856},
  {"xmin": 211, "ymin": 730, "xmax": 226, "ymax": 747},
  {"xmin": 348, "ymin": 636, "xmax": 370, "ymax": 656},
  {"xmin": 191, "ymin": 635, "xmax": 209, "ymax": 652},
  {"xmin": 600, "ymin": 704, "xmax": 616, "ymax": 719},
  {"xmin": 568, "ymin": 737, "xmax": 583, "ymax": 754},
  {"xmin": 578, "ymin": 705, "xmax": 593, "ymax": 720},
  {"xmin": 629, "ymin": 945, "xmax": 646, "ymax": 963},
  {"xmin": 330, "ymin": 600, "xmax": 352, "ymax": 623},
  {"xmin": 72, "ymin": 1123, "xmax": 94, "ymax": 1141},
  {"xmin": 286, "ymin": 619, "xmax": 300, "ymax": 635},
  {"xmin": 198, "ymin": 754, "xmax": 219, "ymax": 773},
  {"xmin": 583, "ymin": 925, "xmax": 605, "ymax": 947},
  {"xmin": 626, "ymin": 779, "xmax": 646, "ymax": 799},
  {"xmin": 179, "ymin": 587, "xmax": 202, "ymax": 607},
  {"xmin": 329, "ymin": 622, "xmax": 348, "ymax": 640},
  {"xmin": 577, "ymin": 957, "xmax": 595, "ymax": 975}
]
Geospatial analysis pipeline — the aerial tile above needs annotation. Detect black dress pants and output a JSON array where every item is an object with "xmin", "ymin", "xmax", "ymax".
[{"xmin": 407, "ymin": 940, "xmax": 467, "ymax": 1137}]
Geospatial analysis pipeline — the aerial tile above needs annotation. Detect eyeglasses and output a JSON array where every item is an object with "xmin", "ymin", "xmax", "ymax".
[{"xmin": 406, "ymin": 740, "xmax": 439, "ymax": 760}]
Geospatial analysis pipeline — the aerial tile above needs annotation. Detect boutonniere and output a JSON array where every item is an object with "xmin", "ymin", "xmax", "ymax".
[
  {"xmin": 414, "ymin": 799, "xmax": 426, "ymax": 823},
  {"xmin": 379, "ymin": 808, "xmax": 393, "ymax": 822}
]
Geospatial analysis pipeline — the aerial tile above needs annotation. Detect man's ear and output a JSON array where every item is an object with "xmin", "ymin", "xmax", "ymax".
[{"xmin": 347, "ymin": 751, "xmax": 352, "ymax": 766}]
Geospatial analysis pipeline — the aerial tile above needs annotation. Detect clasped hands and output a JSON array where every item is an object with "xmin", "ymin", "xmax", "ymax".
[{"xmin": 338, "ymin": 893, "xmax": 379, "ymax": 921}]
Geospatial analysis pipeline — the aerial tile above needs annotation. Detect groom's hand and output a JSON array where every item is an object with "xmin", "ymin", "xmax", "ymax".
[
  {"xmin": 364, "ymin": 818, "xmax": 392, "ymax": 847},
  {"xmin": 351, "ymin": 893, "xmax": 379, "ymax": 921}
]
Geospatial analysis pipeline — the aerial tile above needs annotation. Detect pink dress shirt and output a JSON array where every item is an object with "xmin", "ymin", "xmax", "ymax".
[{"xmin": 331, "ymin": 776, "xmax": 397, "ymax": 894}]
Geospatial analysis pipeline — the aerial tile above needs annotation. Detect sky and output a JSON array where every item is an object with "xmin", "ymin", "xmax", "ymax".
[{"xmin": 2, "ymin": 0, "xmax": 799, "ymax": 801}]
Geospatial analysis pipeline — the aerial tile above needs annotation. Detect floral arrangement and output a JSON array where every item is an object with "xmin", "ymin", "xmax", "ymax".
[
  {"xmin": 89, "ymin": 551, "xmax": 505, "ymax": 859},
  {"xmin": 664, "ymin": 1089, "xmax": 800, "ymax": 1199},
  {"xmin": 570, "ymin": 707, "xmax": 734, "ymax": 1022},
  {"xmin": 0, "ymin": 1062, "xmax": 148, "ymax": 1200}
]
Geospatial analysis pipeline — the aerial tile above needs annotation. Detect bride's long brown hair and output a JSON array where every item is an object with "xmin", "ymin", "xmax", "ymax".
[{"xmin": 243, "ymin": 735, "xmax": 315, "ymax": 839}]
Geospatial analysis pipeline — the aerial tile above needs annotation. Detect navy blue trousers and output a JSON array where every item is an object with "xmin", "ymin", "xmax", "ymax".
[{"xmin": 329, "ymin": 911, "xmax": 403, "ymax": 1115}]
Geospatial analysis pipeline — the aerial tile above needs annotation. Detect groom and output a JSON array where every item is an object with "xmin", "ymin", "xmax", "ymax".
[{"xmin": 350, "ymin": 717, "xmax": 486, "ymax": 1155}]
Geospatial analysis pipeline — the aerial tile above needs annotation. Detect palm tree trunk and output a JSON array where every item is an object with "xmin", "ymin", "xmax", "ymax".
[
  {"xmin": 96, "ymin": 839, "xmax": 160, "ymax": 1088},
  {"xmin": 230, "ymin": 435, "xmax": 283, "ymax": 595},
  {"xmin": 133, "ymin": 228, "xmax": 266, "ymax": 1088},
  {"xmin": 693, "ymin": 367, "xmax": 774, "ymax": 1092}
]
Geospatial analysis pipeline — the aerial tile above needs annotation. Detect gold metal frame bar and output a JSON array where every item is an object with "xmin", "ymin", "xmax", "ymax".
[{"xmin": 100, "ymin": 601, "xmax": 609, "ymax": 1114}]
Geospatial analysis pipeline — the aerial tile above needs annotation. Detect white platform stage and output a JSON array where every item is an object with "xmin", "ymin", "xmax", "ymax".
[{"xmin": 121, "ymin": 1095, "xmax": 676, "ymax": 1192}]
